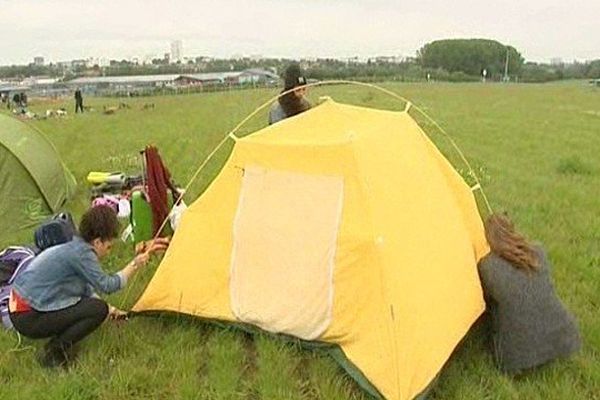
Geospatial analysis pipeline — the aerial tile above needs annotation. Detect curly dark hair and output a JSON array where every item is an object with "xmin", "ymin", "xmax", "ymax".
[{"xmin": 79, "ymin": 206, "xmax": 120, "ymax": 243}]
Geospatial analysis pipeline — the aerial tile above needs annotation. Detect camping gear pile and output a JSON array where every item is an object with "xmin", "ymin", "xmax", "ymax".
[
  {"xmin": 87, "ymin": 171, "xmax": 143, "ymax": 197},
  {"xmin": 133, "ymin": 99, "xmax": 489, "ymax": 400},
  {"xmin": 87, "ymin": 146, "xmax": 185, "ymax": 245}
]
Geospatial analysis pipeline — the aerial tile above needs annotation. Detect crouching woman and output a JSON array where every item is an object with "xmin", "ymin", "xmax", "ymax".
[
  {"xmin": 478, "ymin": 213, "xmax": 581, "ymax": 374},
  {"xmin": 8, "ymin": 206, "xmax": 150, "ymax": 368}
]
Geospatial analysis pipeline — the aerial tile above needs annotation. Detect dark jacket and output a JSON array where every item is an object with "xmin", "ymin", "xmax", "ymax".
[{"xmin": 478, "ymin": 246, "xmax": 581, "ymax": 373}]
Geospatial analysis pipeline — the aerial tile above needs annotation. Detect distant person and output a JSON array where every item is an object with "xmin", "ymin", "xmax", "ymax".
[
  {"xmin": 20, "ymin": 92, "xmax": 28, "ymax": 107},
  {"xmin": 74, "ymin": 88, "xmax": 84, "ymax": 113},
  {"xmin": 8, "ymin": 206, "xmax": 168, "ymax": 368},
  {"xmin": 268, "ymin": 63, "xmax": 311, "ymax": 125},
  {"xmin": 478, "ymin": 213, "xmax": 581, "ymax": 374}
]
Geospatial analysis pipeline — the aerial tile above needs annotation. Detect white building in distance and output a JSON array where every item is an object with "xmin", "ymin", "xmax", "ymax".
[{"xmin": 170, "ymin": 40, "xmax": 183, "ymax": 63}]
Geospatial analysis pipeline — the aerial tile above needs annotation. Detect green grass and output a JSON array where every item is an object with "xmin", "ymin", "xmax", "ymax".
[{"xmin": 1, "ymin": 81, "xmax": 599, "ymax": 399}]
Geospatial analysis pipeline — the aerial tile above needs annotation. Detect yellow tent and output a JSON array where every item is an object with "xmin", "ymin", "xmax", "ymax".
[{"xmin": 133, "ymin": 99, "xmax": 489, "ymax": 400}]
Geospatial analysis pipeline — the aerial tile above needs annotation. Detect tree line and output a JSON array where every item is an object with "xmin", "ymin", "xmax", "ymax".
[{"xmin": 1, "ymin": 39, "xmax": 598, "ymax": 83}]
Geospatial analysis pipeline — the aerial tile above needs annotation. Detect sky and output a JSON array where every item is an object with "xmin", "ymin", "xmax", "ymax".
[{"xmin": 0, "ymin": 0, "xmax": 598, "ymax": 65}]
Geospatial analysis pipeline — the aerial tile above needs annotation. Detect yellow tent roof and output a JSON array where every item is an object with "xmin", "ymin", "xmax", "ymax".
[{"xmin": 133, "ymin": 99, "xmax": 489, "ymax": 400}]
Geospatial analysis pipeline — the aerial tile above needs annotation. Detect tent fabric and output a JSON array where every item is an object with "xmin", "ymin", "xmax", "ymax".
[
  {"xmin": 230, "ymin": 165, "xmax": 343, "ymax": 340},
  {"xmin": 0, "ymin": 113, "xmax": 75, "ymax": 231},
  {"xmin": 133, "ymin": 99, "xmax": 489, "ymax": 400}
]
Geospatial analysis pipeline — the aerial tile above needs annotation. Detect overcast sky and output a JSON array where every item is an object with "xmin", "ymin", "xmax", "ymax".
[{"xmin": 1, "ymin": 0, "xmax": 598, "ymax": 65}]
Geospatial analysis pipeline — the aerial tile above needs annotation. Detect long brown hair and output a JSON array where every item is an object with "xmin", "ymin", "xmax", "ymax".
[{"xmin": 484, "ymin": 213, "xmax": 541, "ymax": 272}]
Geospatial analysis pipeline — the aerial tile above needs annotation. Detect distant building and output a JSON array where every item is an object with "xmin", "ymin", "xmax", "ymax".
[
  {"xmin": 85, "ymin": 57, "xmax": 108, "ymax": 68},
  {"xmin": 20, "ymin": 76, "xmax": 67, "ymax": 97},
  {"xmin": 0, "ymin": 84, "xmax": 30, "ymax": 100},
  {"xmin": 67, "ymin": 74, "xmax": 180, "ymax": 94},
  {"xmin": 33, "ymin": 56, "xmax": 44, "ymax": 66},
  {"xmin": 22, "ymin": 76, "xmax": 59, "ymax": 86},
  {"xmin": 71, "ymin": 59, "xmax": 87, "ymax": 68},
  {"xmin": 142, "ymin": 54, "xmax": 156, "ymax": 65},
  {"xmin": 56, "ymin": 61, "xmax": 71, "ymax": 70},
  {"xmin": 344, "ymin": 56, "xmax": 362, "ymax": 65},
  {"xmin": 175, "ymin": 69, "xmax": 280, "ymax": 87},
  {"xmin": 170, "ymin": 40, "xmax": 183, "ymax": 63},
  {"xmin": 195, "ymin": 56, "xmax": 214, "ymax": 63},
  {"xmin": 550, "ymin": 58, "xmax": 564, "ymax": 66},
  {"xmin": 375, "ymin": 55, "xmax": 405, "ymax": 64}
]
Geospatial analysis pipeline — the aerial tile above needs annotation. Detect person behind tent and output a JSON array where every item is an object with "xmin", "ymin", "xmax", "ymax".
[
  {"xmin": 8, "ymin": 206, "xmax": 167, "ymax": 368},
  {"xmin": 74, "ymin": 87, "xmax": 84, "ymax": 113},
  {"xmin": 478, "ymin": 213, "xmax": 581, "ymax": 374},
  {"xmin": 268, "ymin": 63, "xmax": 311, "ymax": 125}
]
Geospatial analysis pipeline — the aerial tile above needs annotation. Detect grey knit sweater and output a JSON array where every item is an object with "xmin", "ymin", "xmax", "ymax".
[{"xmin": 478, "ymin": 246, "xmax": 581, "ymax": 373}]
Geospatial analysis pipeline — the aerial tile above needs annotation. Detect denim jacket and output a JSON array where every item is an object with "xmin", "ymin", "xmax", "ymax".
[{"xmin": 12, "ymin": 236, "xmax": 126, "ymax": 312}]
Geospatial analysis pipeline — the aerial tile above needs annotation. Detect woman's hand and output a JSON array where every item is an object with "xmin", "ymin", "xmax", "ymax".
[
  {"xmin": 108, "ymin": 305, "xmax": 129, "ymax": 321},
  {"xmin": 147, "ymin": 237, "xmax": 170, "ymax": 254},
  {"xmin": 133, "ymin": 252, "xmax": 150, "ymax": 268},
  {"xmin": 134, "ymin": 237, "xmax": 170, "ymax": 255}
]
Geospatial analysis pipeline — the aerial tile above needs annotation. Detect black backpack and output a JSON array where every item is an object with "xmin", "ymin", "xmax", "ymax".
[{"xmin": 34, "ymin": 212, "xmax": 77, "ymax": 252}]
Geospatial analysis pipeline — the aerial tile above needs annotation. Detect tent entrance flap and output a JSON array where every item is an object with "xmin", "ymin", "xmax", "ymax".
[{"xmin": 230, "ymin": 166, "xmax": 344, "ymax": 340}]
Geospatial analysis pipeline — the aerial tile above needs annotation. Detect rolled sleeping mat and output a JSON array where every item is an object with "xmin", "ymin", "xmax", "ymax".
[{"xmin": 86, "ymin": 172, "xmax": 126, "ymax": 185}]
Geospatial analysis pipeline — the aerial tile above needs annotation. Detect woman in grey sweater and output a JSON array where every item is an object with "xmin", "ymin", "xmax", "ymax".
[{"xmin": 478, "ymin": 213, "xmax": 581, "ymax": 374}]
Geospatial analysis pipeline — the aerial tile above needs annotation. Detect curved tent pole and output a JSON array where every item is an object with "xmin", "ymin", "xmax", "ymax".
[
  {"xmin": 166, "ymin": 80, "xmax": 493, "ymax": 232},
  {"xmin": 121, "ymin": 81, "xmax": 493, "ymax": 310}
]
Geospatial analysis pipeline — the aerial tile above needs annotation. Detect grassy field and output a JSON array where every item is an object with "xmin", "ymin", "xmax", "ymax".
[{"xmin": 1, "ymin": 81, "xmax": 599, "ymax": 399}]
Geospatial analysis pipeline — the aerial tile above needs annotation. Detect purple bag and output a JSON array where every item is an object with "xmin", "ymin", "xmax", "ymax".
[{"xmin": 0, "ymin": 247, "xmax": 36, "ymax": 329}]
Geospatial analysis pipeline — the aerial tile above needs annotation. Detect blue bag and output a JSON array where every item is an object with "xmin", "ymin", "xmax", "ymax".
[{"xmin": 34, "ymin": 212, "xmax": 76, "ymax": 252}]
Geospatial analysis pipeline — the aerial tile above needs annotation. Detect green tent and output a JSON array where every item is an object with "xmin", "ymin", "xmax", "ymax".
[{"xmin": 0, "ymin": 113, "xmax": 76, "ymax": 233}]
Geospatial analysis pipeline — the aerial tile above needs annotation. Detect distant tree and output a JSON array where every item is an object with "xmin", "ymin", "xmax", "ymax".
[
  {"xmin": 519, "ymin": 62, "xmax": 561, "ymax": 82},
  {"xmin": 417, "ymin": 39, "xmax": 524, "ymax": 78},
  {"xmin": 587, "ymin": 60, "xmax": 600, "ymax": 79},
  {"xmin": 561, "ymin": 61, "xmax": 589, "ymax": 80}
]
